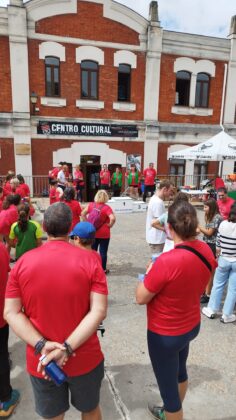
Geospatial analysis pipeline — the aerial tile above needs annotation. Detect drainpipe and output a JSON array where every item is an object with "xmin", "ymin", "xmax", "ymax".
[
  {"xmin": 220, "ymin": 63, "xmax": 228, "ymax": 131},
  {"xmin": 218, "ymin": 63, "xmax": 228, "ymax": 176}
]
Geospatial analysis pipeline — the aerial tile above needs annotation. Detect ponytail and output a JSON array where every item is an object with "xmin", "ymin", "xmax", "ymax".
[{"xmin": 18, "ymin": 203, "xmax": 30, "ymax": 232}]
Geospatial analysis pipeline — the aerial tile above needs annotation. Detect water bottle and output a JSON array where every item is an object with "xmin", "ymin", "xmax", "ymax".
[
  {"xmin": 40, "ymin": 355, "xmax": 67, "ymax": 386},
  {"xmin": 138, "ymin": 253, "xmax": 161, "ymax": 282}
]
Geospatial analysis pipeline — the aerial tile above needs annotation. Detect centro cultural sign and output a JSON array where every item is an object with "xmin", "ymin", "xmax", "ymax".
[{"xmin": 37, "ymin": 121, "xmax": 138, "ymax": 138}]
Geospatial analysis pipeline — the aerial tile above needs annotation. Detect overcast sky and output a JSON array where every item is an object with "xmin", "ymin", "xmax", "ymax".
[{"xmin": 1, "ymin": 0, "xmax": 235, "ymax": 37}]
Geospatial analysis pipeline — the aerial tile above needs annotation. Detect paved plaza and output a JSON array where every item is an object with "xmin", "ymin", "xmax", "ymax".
[{"xmin": 8, "ymin": 209, "xmax": 236, "ymax": 420}]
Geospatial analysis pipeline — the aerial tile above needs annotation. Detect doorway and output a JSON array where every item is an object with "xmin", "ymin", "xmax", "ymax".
[{"xmin": 80, "ymin": 155, "xmax": 101, "ymax": 201}]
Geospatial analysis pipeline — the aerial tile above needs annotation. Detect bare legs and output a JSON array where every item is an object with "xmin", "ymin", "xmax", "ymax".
[
  {"xmin": 82, "ymin": 406, "xmax": 102, "ymax": 420},
  {"xmin": 42, "ymin": 406, "xmax": 102, "ymax": 420}
]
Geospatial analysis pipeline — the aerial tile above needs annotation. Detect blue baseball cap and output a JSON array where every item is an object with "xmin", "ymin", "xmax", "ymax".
[{"xmin": 69, "ymin": 222, "xmax": 96, "ymax": 239}]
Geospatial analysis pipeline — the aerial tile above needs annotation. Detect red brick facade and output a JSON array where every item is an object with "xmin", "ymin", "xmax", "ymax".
[
  {"xmin": 0, "ymin": 37, "xmax": 12, "ymax": 113},
  {"xmin": 159, "ymin": 54, "xmax": 225, "ymax": 124},
  {"xmin": 36, "ymin": 1, "xmax": 140, "ymax": 45},
  {"xmin": 28, "ymin": 40, "xmax": 146, "ymax": 121}
]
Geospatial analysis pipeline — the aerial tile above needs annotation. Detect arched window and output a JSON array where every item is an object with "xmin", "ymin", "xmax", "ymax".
[
  {"xmin": 81, "ymin": 61, "xmax": 98, "ymax": 99},
  {"xmin": 118, "ymin": 64, "xmax": 131, "ymax": 101},
  {"xmin": 175, "ymin": 71, "xmax": 191, "ymax": 106},
  {"xmin": 45, "ymin": 57, "xmax": 60, "ymax": 97},
  {"xmin": 195, "ymin": 73, "xmax": 210, "ymax": 108}
]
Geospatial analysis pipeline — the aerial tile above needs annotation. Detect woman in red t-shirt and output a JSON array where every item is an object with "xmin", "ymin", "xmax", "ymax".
[
  {"xmin": 63, "ymin": 187, "xmax": 82, "ymax": 230},
  {"xmin": 136, "ymin": 201, "xmax": 217, "ymax": 420},
  {"xmin": 81, "ymin": 190, "xmax": 116, "ymax": 273}
]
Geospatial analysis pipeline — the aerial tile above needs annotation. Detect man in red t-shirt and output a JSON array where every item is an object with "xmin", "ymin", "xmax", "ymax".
[
  {"xmin": 142, "ymin": 163, "xmax": 157, "ymax": 202},
  {"xmin": 99, "ymin": 164, "xmax": 111, "ymax": 190},
  {"xmin": 217, "ymin": 187, "xmax": 235, "ymax": 220},
  {"xmin": 4, "ymin": 202, "xmax": 108, "ymax": 420}
]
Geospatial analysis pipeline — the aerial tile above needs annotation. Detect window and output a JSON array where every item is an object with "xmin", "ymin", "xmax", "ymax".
[
  {"xmin": 45, "ymin": 57, "xmax": 60, "ymax": 97},
  {"xmin": 169, "ymin": 159, "xmax": 185, "ymax": 188},
  {"xmin": 118, "ymin": 64, "xmax": 131, "ymax": 101},
  {"xmin": 195, "ymin": 73, "xmax": 210, "ymax": 108},
  {"xmin": 81, "ymin": 61, "xmax": 98, "ymax": 99},
  {"xmin": 175, "ymin": 71, "xmax": 191, "ymax": 106}
]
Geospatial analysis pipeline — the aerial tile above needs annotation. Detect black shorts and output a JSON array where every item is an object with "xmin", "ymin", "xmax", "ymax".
[
  {"xmin": 206, "ymin": 242, "xmax": 216, "ymax": 257},
  {"xmin": 30, "ymin": 360, "xmax": 104, "ymax": 418}
]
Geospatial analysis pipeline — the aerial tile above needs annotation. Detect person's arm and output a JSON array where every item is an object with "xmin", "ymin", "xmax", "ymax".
[
  {"xmin": 198, "ymin": 225, "xmax": 215, "ymax": 237},
  {"xmin": 81, "ymin": 204, "xmax": 89, "ymax": 220},
  {"xmin": 136, "ymin": 282, "xmax": 155, "ymax": 305},
  {"xmin": 107, "ymin": 213, "xmax": 116, "ymax": 228},
  {"xmin": 151, "ymin": 219, "xmax": 165, "ymax": 231},
  {"xmin": 38, "ymin": 292, "xmax": 107, "ymax": 373},
  {"xmin": 63, "ymin": 292, "xmax": 107, "ymax": 352},
  {"xmin": 4, "ymin": 298, "xmax": 64, "ymax": 351}
]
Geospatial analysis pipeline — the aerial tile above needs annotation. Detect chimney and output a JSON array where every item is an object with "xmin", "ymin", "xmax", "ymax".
[
  {"xmin": 229, "ymin": 15, "xmax": 236, "ymax": 35},
  {"xmin": 149, "ymin": 1, "xmax": 159, "ymax": 23}
]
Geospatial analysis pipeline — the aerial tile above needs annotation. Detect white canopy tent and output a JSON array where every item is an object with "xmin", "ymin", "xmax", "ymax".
[{"xmin": 169, "ymin": 131, "xmax": 236, "ymax": 176}]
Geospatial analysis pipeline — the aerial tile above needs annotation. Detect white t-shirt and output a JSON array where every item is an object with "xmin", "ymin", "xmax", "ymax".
[
  {"xmin": 57, "ymin": 170, "xmax": 66, "ymax": 186},
  {"xmin": 146, "ymin": 194, "xmax": 166, "ymax": 244}
]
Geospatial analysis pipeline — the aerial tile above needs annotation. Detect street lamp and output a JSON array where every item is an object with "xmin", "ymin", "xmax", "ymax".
[{"xmin": 30, "ymin": 92, "xmax": 38, "ymax": 115}]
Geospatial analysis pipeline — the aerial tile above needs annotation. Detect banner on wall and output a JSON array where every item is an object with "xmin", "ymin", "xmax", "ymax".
[
  {"xmin": 126, "ymin": 154, "xmax": 142, "ymax": 172},
  {"xmin": 37, "ymin": 121, "xmax": 138, "ymax": 138}
]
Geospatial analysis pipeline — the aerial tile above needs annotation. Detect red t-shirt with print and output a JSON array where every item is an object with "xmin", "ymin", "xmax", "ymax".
[
  {"xmin": 144, "ymin": 240, "xmax": 217, "ymax": 336},
  {"xmin": 5, "ymin": 241, "xmax": 108, "ymax": 377},
  {"xmin": 0, "ymin": 243, "xmax": 10, "ymax": 327},
  {"xmin": 87, "ymin": 203, "xmax": 113, "ymax": 238}
]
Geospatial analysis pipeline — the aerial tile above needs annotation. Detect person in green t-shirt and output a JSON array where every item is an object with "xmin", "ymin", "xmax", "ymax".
[
  {"xmin": 111, "ymin": 167, "xmax": 122, "ymax": 197},
  {"xmin": 9, "ymin": 203, "xmax": 42, "ymax": 260}
]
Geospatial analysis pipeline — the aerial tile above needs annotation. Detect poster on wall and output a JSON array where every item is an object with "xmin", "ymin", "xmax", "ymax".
[{"xmin": 126, "ymin": 154, "xmax": 142, "ymax": 172}]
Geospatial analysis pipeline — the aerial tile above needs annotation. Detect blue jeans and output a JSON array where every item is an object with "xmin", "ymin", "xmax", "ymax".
[
  {"xmin": 208, "ymin": 256, "xmax": 236, "ymax": 315},
  {"xmin": 92, "ymin": 238, "xmax": 110, "ymax": 271}
]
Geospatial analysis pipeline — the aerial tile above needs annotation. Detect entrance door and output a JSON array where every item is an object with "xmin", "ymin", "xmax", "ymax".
[
  {"xmin": 85, "ymin": 165, "xmax": 101, "ymax": 202},
  {"xmin": 80, "ymin": 155, "xmax": 101, "ymax": 201}
]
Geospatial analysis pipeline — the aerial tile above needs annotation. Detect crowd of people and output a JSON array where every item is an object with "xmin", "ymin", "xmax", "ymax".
[
  {"xmin": 0, "ymin": 168, "xmax": 235, "ymax": 420},
  {"xmin": 48, "ymin": 162, "xmax": 158, "ymax": 202}
]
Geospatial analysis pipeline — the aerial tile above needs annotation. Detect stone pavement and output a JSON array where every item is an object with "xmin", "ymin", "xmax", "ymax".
[{"xmin": 8, "ymin": 210, "xmax": 236, "ymax": 420}]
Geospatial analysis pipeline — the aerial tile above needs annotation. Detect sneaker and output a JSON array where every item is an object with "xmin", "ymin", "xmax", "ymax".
[
  {"xmin": 202, "ymin": 307, "xmax": 216, "ymax": 319},
  {"xmin": 220, "ymin": 314, "xmax": 236, "ymax": 324},
  {"xmin": 0, "ymin": 389, "xmax": 20, "ymax": 418},
  {"xmin": 147, "ymin": 403, "xmax": 165, "ymax": 420},
  {"xmin": 200, "ymin": 294, "xmax": 210, "ymax": 304}
]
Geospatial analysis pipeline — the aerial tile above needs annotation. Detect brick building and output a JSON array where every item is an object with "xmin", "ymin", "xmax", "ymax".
[{"xmin": 0, "ymin": 0, "xmax": 236, "ymax": 198}]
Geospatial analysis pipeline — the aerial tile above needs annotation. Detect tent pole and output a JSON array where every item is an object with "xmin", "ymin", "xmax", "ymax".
[
  {"xmin": 220, "ymin": 63, "xmax": 228, "ymax": 131},
  {"xmin": 218, "ymin": 161, "xmax": 223, "ymax": 177}
]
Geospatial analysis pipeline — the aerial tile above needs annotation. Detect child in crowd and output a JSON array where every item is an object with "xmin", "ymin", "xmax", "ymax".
[
  {"xmin": 9, "ymin": 203, "xmax": 42, "ymax": 261},
  {"xmin": 69, "ymin": 221, "xmax": 105, "ymax": 336},
  {"xmin": 49, "ymin": 180, "xmax": 63, "ymax": 205}
]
